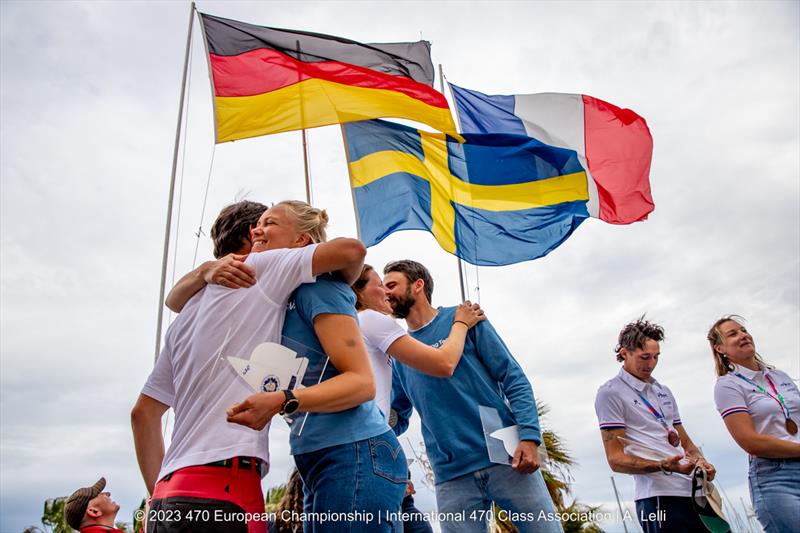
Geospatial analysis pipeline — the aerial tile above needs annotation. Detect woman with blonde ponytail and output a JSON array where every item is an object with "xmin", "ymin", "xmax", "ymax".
[{"xmin": 708, "ymin": 315, "xmax": 800, "ymax": 533}]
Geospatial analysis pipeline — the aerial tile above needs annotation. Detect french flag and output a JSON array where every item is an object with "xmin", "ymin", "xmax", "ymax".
[{"xmin": 449, "ymin": 83, "xmax": 654, "ymax": 224}]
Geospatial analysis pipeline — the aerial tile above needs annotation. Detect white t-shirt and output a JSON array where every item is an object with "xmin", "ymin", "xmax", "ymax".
[
  {"xmin": 595, "ymin": 368, "xmax": 692, "ymax": 500},
  {"xmin": 142, "ymin": 245, "xmax": 317, "ymax": 482},
  {"xmin": 358, "ymin": 309, "xmax": 406, "ymax": 418},
  {"xmin": 714, "ymin": 364, "xmax": 800, "ymax": 447}
]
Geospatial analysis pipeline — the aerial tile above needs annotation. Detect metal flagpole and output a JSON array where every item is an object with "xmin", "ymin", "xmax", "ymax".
[
  {"xmin": 610, "ymin": 476, "xmax": 631, "ymax": 533},
  {"xmin": 438, "ymin": 64, "xmax": 466, "ymax": 302},
  {"xmin": 297, "ymin": 40, "xmax": 312, "ymax": 204},
  {"xmin": 154, "ymin": 2, "xmax": 196, "ymax": 361}
]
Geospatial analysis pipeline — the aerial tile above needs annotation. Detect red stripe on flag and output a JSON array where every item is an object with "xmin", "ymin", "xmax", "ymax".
[
  {"xmin": 583, "ymin": 95, "xmax": 654, "ymax": 224},
  {"xmin": 210, "ymin": 49, "xmax": 448, "ymax": 108}
]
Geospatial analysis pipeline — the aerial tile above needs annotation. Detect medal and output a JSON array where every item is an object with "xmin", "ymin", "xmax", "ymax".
[
  {"xmin": 787, "ymin": 418, "xmax": 798, "ymax": 435},
  {"xmin": 667, "ymin": 429, "xmax": 681, "ymax": 447}
]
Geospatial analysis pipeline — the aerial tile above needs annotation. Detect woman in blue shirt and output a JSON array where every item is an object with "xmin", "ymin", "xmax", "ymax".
[{"xmin": 224, "ymin": 201, "xmax": 408, "ymax": 532}]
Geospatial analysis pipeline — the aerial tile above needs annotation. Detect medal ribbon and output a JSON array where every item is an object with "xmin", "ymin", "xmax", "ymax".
[
  {"xmin": 621, "ymin": 380, "xmax": 672, "ymax": 433},
  {"xmin": 733, "ymin": 371, "xmax": 791, "ymax": 420}
]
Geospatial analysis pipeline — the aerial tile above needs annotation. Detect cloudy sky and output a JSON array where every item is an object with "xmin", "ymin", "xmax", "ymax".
[{"xmin": 1, "ymin": 1, "xmax": 798, "ymax": 532}]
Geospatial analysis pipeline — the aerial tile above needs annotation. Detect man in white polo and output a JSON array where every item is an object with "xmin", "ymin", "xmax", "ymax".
[{"xmin": 594, "ymin": 318, "xmax": 716, "ymax": 533}]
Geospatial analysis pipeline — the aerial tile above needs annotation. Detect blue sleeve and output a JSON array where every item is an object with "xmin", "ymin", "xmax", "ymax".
[
  {"xmin": 473, "ymin": 320, "xmax": 542, "ymax": 444},
  {"xmin": 295, "ymin": 278, "xmax": 357, "ymax": 322},
  {"xmin": 390, "ymin": 364, "xmax": 413, "ymax": 436}
]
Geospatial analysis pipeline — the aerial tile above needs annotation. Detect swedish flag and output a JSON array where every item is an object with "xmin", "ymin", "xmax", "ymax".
[{"xmin": 343, "ymin": 119, "xmax": 590, "ymax": 266}]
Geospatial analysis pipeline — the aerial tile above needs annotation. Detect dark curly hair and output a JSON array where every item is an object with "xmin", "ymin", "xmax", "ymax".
[
  {"xmin": 210, "ymin": 200, "xmax": 267, "ymax": 258},
  {"xmin": 615, "ymin": 316, "xmax": 664, "ymax": 362}
]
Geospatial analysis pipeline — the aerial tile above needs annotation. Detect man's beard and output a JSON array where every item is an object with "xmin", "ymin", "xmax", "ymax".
[{"xmin": 389, "ymin": 287, "xmax": 415, "ymax": 319}]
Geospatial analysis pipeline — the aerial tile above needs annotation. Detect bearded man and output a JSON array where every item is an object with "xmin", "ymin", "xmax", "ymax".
[{"xmin": 383, "ymin": 260, "xmax": 561, "ymax": 533}]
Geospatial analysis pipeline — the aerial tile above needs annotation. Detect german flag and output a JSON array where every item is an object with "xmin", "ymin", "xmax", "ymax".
[{"xmin": 199, "ymin": 13, "xmax": 457, "ymax": 143}]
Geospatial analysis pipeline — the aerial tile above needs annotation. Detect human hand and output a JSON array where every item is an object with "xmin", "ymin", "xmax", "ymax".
[
  {"xmin": 204, "ymin": 254, "xmax": 255, "ymax": 289},
  {"xmin": 404, "ymin": 480, "xmax": 415, "ymax": 497},
  {"xmin": 226, "ymin": 392, "xmax": 283, "ymax": 430},
  {"xmin": 696, "ymin": 458, "xmax": 716, "ymax": 481},
  {"xmin": 454, "ymin": 301, "xmax": 486, "ymax": 329},
  {"xmin": 660, "ymin": 454, "xmax": 693, "ymax": 475},
  {"xmin": 511, "ymin": 440, "xmax": 541, "ymax": 474}
]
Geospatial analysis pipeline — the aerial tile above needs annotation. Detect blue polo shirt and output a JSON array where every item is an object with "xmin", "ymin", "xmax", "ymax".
[{"xmin": 282, "ymin": 274, "xmax": 389, "ymax": 455}]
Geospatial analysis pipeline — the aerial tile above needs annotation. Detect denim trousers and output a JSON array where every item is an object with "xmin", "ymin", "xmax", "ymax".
[
  {"xmin": 748, "ymin": 457, "xmax": 800, "ymax": 533},
  {"xmin": 434, "ymin": 464, "xmax": 563, "ymax": 533},
  {"xmin": 294, "ymin": 430, "xmax": 407, "ymax": 533}
]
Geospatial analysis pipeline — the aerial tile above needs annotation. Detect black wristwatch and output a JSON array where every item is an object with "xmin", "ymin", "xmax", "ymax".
[{"xmin": 280, "ymin": 389, "xmax": 300, "ymax": 416}]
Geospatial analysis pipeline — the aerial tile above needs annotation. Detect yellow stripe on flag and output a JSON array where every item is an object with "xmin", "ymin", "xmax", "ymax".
[{"xmin": 216, "ymin": 79, "xmax": 457, "ymax": 143}]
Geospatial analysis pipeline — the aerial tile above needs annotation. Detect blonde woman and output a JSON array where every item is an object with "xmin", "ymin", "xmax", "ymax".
[{"xmin": 708, "ymin": 315, "xmax": 800, "ymax": 533}]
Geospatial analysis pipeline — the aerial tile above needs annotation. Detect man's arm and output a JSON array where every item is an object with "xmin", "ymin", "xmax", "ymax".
[
  {"xmin": 131, "ymin": 394, "xmax": 170, "ymax": 495},
  {"xmin": 600, "ymin": 427, "xmax": 693, "ymax": 475},
  {"xmin": 227, "ymin": 314, "xmax": 375, "ymax": 431},
  {"xmin": 311, "ymin": 238, "xmax": 366, "ymax": 285},
  {"xmin": 472, "ymin": 320, "xmax": 542, "ymax": 472},
  {"xmin": 165, "ymin": 254, "xmax": 255, "ymax": 312}
]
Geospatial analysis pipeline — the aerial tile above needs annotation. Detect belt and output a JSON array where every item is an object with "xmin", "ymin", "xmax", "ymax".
[{"xmin": 204, "ymin": 456, "xmax": 263, "ymax": 470}]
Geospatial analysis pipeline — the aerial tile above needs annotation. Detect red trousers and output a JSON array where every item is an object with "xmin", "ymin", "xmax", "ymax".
[{"xmin": 150, "ymin": 460, "xmax": 267, "ymax": 533}]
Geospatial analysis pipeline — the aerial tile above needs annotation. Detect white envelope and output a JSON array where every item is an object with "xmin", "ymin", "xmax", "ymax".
[{"xmin": 227, "ymin": 342, "xmax": 308, "ymax": 393}]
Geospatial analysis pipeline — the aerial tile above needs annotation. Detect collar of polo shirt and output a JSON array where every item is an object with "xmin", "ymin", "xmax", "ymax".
[
  {"xmin": 618, "ymin": 367, "xmax": 660, "ymax": 391},
  {"xmin": 733, "ymin": 362, "xmax": 764, "ymax": 379}
]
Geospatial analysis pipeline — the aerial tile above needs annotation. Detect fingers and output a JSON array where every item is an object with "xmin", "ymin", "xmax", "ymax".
[
  {"xmin": 511, "ymin": 446, "xmax": 523, "ymax": 469},
  {"xmin": 226, "ymin": 399, "xmax": 250, "ymax": 418},
  {"xmin": 213, "ymin": 260, "xmax": 256, "ymax": 289}
]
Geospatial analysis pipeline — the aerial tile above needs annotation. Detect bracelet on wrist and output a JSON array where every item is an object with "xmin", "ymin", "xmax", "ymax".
[{"xmin": 454, "ymin": 320, "xmax": 470, "ymax": 328}]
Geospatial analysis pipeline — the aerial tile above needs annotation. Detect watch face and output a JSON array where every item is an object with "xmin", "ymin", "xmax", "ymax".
[{"xmin": 283, "ymin": 399, "xmax": 300, "ymax": 415}]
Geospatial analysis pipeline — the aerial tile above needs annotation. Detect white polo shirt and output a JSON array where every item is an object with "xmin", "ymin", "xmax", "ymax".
[
  {"xmin": 714, "ymin": 364, "xmax": 800, "ymax": 446},
  {"xmin": 358, "ymin": 309, "xmax": 406, "ymax": 418},
  {"xmin": 595, "ymin": 368, "xmax": 692, "ymax": 500},
  {"xmin": 142, "ymin": 245, "xmax": 317, "ymax": 482}
]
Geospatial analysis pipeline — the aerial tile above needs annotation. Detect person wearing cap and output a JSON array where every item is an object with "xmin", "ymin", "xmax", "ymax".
[
  {"xmin": 708, "ymin": 315, "xmax": 800, "ymax": 533},
  {"xmin": 132, "ymin": 200, "xmax": 368, "ymax": 533},
  {"xmin": 594, "ymin": 318, "xmax": 716, "ymax": 533},
  {"xmin": 63, "ymin": 477, "xmax": 123, "ymax": 533}
]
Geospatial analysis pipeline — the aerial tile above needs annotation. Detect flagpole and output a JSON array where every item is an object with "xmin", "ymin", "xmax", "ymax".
[
  {"xmin": 439, "ymin": 64, "xmax": 466, "ymax": 303},
  {"xmin": 610, "ymin": 476, "xmax": 631, "ymax": 533},
  {"xmin": 154, "ymin": 2, "xmax": 196, "ymax": 361},
  {"xmin": 296, "ymin": 40, "xmax": 312, "ymax": 204}
]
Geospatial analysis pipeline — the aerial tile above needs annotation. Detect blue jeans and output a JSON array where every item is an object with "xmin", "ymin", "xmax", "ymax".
[
  {"xmin": 434, "ymin": 464, "xmax": 563, "ymax": 533},
  {"xmin": 748, "ymin": 457, "xmax": 800, "ymax": 533},
  {"xmin": 295, "ymin": 430, "xmax": 407, "ymax": 533}
]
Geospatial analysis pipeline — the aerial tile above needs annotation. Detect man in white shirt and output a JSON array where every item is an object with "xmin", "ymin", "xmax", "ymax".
[
  {"xmin": 131, "ymin": 200, "xmax": 366, "ymax": 533},
  {"xmin": 594, "ymin": 318, "xmax": 716, "ymax": 533}
]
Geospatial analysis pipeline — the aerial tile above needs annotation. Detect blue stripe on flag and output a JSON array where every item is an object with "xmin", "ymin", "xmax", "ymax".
[
  {"xmin": 453, "ymin": 200, "xmax": 589, "ymax": 266},
  {"xmin": 343, "ymin": 120, "xmax": 424, "ymax": 162},
  {"xmin": 450, "ymin": 84, "xmax": 525, "ymax": 135},
  {"xmin": 353, "ymin": 172, "xmax": 432, "ymax": 247},
  {"xmin": 447, "ymin": 134, "xmax": 585, "ymax": 186}
]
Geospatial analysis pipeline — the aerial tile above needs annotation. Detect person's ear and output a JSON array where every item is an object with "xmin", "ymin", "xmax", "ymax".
[
  {"xmin": 619, "ymin": 348, "xmax": 629, "ymax": 361},
  {"xmin": 412, "ymin": 278, "xmax": 424, "ymax": 295},
  {"xmin": 296, "ymin": 233, "xmax": 312, "ymax": 247},
  {"xmin": 86, "ymin": 506, "xmax": 101, "ymax": 519}
]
